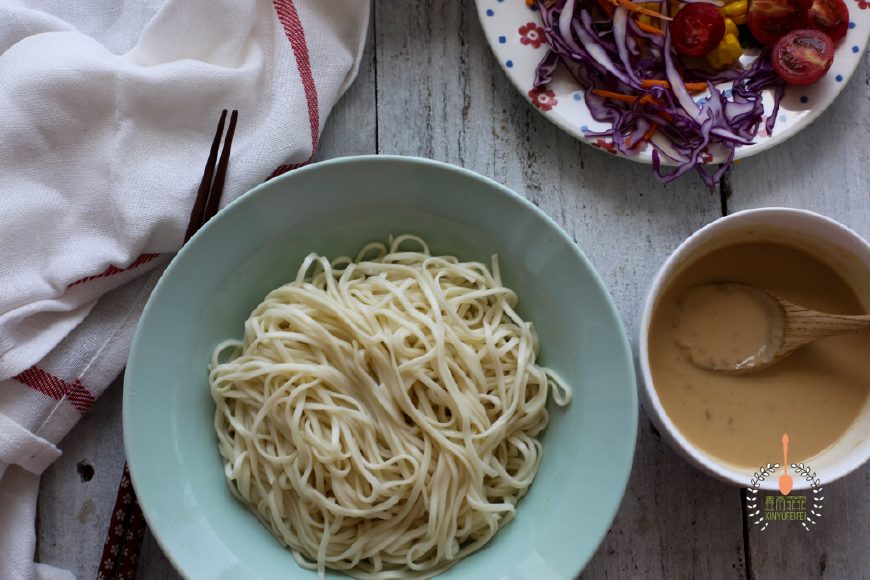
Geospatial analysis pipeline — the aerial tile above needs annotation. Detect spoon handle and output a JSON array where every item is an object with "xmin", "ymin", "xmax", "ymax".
[{"xmin": 779, "ymin": 303, "xmax": 870, "ymax": 353}]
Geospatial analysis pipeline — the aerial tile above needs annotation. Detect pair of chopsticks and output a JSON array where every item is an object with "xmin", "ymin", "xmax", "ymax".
[
  {"xmin": 98, "ymin": 110, "xmax": 238, "ymax": 580},
  {"xmin": 185, "ymin": 109, "xmax": 239, "ymax": 242}
]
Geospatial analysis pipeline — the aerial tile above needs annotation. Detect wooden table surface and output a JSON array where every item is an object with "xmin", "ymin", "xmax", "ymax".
[{"xmin": 35, "ymin": 1, "xmax": 870, "ymax": 578}]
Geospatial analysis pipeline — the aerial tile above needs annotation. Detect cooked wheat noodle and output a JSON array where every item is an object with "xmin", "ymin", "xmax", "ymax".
[{"xmin": 209, "ymin": 235, "xmax": 571, "ymax": 579}]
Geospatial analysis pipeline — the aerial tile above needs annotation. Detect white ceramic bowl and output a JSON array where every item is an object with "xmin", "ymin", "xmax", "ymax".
[
  {"xmin": 124, "ymin": 157, "xmax": 638, "ymax": 579},
  {"xmin": 639, "ymin": 208, "xmax": 870, "ymax": 490}
]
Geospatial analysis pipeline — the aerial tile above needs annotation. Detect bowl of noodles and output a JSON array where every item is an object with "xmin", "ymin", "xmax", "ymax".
[{"xmin": 123, "ymin": 156, "xmax": 637, "ymax": 579}]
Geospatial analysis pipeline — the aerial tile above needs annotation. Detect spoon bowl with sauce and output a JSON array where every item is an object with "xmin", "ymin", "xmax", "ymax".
[{"xmin": 675, "ymin": 283, "xmax": 870, "ymax": 373}]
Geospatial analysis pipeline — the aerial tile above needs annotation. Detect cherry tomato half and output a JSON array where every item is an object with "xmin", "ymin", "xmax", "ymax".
[
  {"xmin": 772, "ymin": 29, "xmax": 835, "ymax": 84},
  {"xmin": 806, "ymin": 0, "xmax": 850, "ymax": 41},
  {"xmin": 748, "ymin": 0, "xmax": 807, "ymax": 46},
  {"xmin": 671, "ymin": 3, "xmax": 726, "ymax": 57}
]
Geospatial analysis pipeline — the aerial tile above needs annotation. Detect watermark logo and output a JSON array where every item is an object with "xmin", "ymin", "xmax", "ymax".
[{"xmin": 745, "ymin": 433, "xmax": 825, "ymax": 532}]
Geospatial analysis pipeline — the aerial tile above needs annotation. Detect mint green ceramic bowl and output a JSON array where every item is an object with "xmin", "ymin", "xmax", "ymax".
[{"xmin": 123, "ymin": 156, "xmax": 637, "ymax": 579}]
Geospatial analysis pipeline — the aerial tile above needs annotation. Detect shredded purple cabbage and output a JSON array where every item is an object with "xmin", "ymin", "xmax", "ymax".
[{"xmin": 534, "ymin": 0, "xmax": 785, "ymax": 188}]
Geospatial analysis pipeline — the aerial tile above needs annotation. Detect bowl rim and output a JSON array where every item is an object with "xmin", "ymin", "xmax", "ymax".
[
  {"xmin": 123, "ymin": 154, "xmax": 638, "ymax": 578},
  {"xmin": 638, "ymin": 206, "xmax": 870, "ymax": 490}
]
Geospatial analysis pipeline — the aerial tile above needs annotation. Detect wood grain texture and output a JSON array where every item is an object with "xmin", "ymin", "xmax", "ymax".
[
  {"xmin": 375, "ymin": 1, "xmax": 745, "ymax": 578},
  {"xmin": 37, "ymin": 374, "xmax": 127, "ymax": 577},
  {"xmin": 315, "ymin": 10, "xmax": 377, "ymax": 163},
  {"xmin": 743, "ymin": 468, "xmax": 870, "ymax": 580},
  {"xmin": 728, "ymin": 54, "xmax": 870, "ymax": 580},
  {"xmin": 727, "ymin": 54, "xmax": 870, "ymax": 216}
]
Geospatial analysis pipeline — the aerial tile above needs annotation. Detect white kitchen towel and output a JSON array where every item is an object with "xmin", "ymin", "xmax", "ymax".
[{"xmin": 0, "ymin": 0, "xmax": 369, "ymax": 577}]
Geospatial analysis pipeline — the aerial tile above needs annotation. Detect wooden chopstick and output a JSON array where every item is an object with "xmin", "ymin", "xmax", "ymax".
[
  {"xmin": 184, "ymin": 110, "xmax": 226, "ymax": 243},
  {"xmin": 201, "ymin": 110, "xmax": 238, "ymax": 234},
  {"xmin": 184, "ymin": 109, "xmax": 238, "ymax": 243},
  {"xmin": 100, "ymin": 110, "xmax": 238, "ymax": 580}
]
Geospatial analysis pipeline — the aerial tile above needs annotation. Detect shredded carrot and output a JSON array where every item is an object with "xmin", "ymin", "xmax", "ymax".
[
  {"xmin": 591, "ymin": 89, "xmax": 676, "ymax": 123},
  {"xmin": 609, "ymin": 0, "xmax": 672, "ymax": 21},
  {"xmin": 634, "ymin": 20, "xmax": 664, "ymax": 36},
  {"xmin": 597, "ymin": 0, "xmax": 616, "ymax": 16},
  {"xmin": 640, "ymin": 79, "xmax": 708, "ymax": 92},
  {"xmin": 641, "ymin": 122, "xmax": 659, "ymax": 142},
  {"xmin": 590, "ymin": 89, "xmax": 656, "ymax": 106},
  {"xmin": 627, "ymin": 122, "xmax": 659, "ymax": 149}
]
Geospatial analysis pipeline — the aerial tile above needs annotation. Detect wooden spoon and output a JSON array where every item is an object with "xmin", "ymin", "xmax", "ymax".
[
  {"xmin": 779, "ymin": 433, "xmax": 793, "ymax": 496},
  {"xmin": 682, "ymin": 283, "xmax": 870, "ymax": 373}
]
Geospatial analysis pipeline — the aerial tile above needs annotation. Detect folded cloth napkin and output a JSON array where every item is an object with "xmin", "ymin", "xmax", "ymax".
[{"xmin": 0, "ymin": 0, "xmax": 369, "ymax": 577}]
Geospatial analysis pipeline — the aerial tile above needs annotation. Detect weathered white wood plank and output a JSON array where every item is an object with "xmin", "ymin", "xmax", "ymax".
[
  {"xmin": 728, "ymin": 53, "xmax": 870, "ymax": 580},
  {"xmin": 743, "ymin": 468, "xmax": 870, "ymax": 580},
  {"xmin": 133, "ymin": 12, "xmax": 380, "ymax": 580},
  {"xmin": 727, "ymin": 55, "xmax": 869, "ymax": 215},
  {"xmin": 37, "ymin": 374, "xmax": 127, "ymax": 577},
  {"xmin": 375, "ymin": 1, "xmax": 744, "ymax": 578},
  {"xmin": 315, "ymin": 12, "xmax": 378, "ymax": 163}
]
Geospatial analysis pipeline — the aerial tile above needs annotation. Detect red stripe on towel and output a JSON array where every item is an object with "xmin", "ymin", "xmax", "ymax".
[
  {"xmin": 13, "ymin": 366, "xmax": 95, "ymax": 414},
  {"xmin": 68, "ymin": 253, "xmax": 160, "ymax": 288},
  {"xmin": 270, "ymin": 0, "xmax": 320, "ymax": 178}
]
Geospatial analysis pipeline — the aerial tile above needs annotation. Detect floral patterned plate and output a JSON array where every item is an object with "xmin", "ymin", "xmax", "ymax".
[{"xmin": 476, "ymin": 0, "xmax": 870, "ymax": 163}]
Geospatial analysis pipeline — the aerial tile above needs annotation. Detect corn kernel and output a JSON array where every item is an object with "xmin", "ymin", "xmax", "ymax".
[
  {"xmin": 723, "ymin": 0, "xmax": 748, "ymax": 17},
  {"xmin": 707, "ymin": 34, "xmax": 742, "ymax": 69},
  {"xmin": 724, "ymin": 17, "xmax": 738, "ymax": 37},
  {"xmin": 731, "ymin": 13, "xmax": 748, "ymax": 25}
]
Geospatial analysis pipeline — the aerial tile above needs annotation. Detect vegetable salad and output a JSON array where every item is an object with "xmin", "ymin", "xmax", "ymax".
[{"xmin": 533, "ymin": 0, "xmax": 851, "ymax": 186}]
